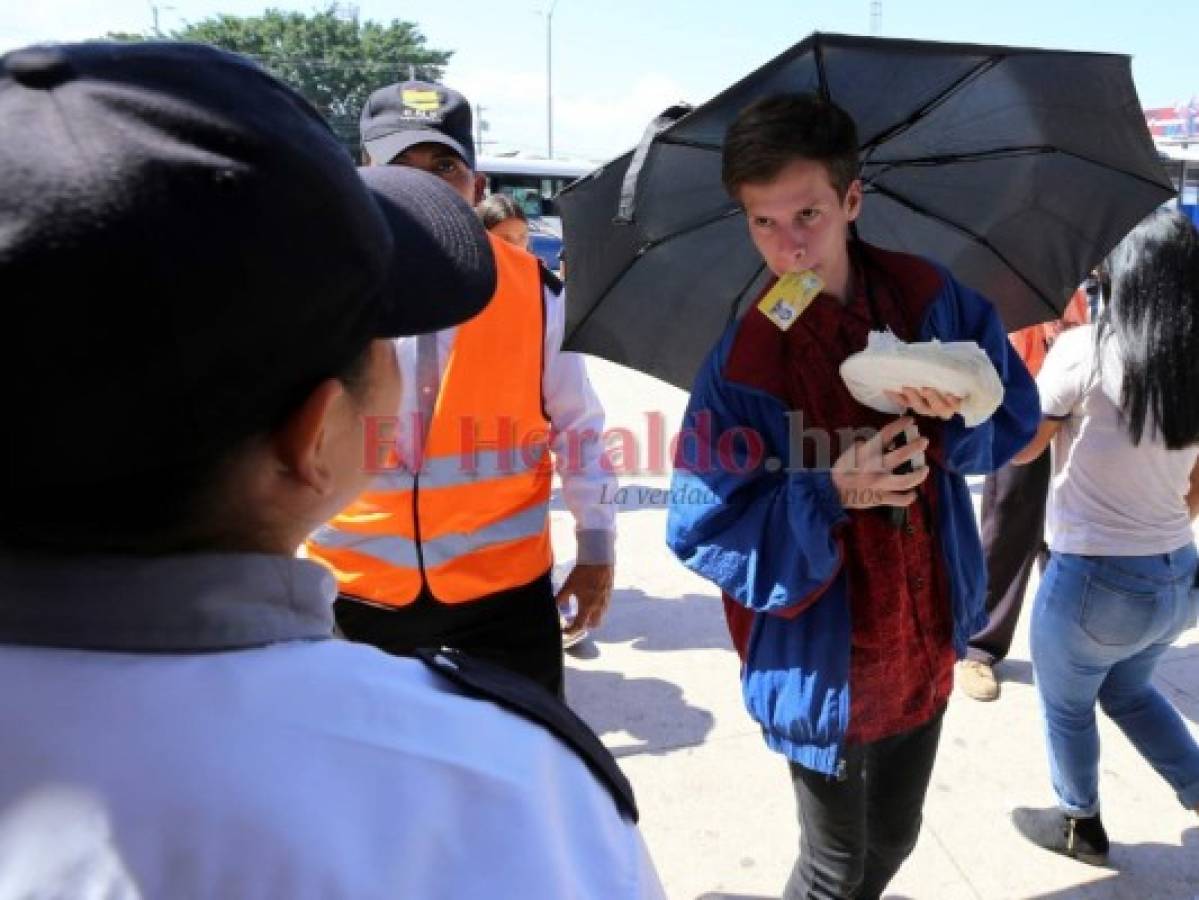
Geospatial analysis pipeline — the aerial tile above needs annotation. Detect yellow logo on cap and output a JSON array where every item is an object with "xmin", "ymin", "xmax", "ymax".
[{"xmin": 402, "ymin": 89, "xmax": 441, "ymax": 112}]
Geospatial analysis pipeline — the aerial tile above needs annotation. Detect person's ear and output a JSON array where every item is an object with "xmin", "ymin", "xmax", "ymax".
[
  {"xmin": 473, "ymin": 173, "xmax": 487, "ymax": 206},
  {"xmin": 272, "ymin": 378, "xmax": 347, "ymax": 497},
  {"xmin": 844, "ymin": 179, "xmax": 863, "ymax": 222}
]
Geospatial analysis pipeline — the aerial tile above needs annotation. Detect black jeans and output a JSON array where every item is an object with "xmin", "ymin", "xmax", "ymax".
[
  {"xmin": 783, "ymin": 708, "xmax": 945, "ymax": 900},
  {"xmin": 968, "ymin": 452, "xmax": 1052, "ymax": 665},
  {"xmin": 334, "ymin": 570, "xmax": 564, "ymax": 696}
]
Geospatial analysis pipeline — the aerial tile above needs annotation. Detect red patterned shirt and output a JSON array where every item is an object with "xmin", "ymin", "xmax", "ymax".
[{"xmin": 726, "ymin": 247, "xmax": 957, "ymax": 743}]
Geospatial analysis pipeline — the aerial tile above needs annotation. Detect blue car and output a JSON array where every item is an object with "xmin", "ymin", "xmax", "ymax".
[{"xmin": 528, "ymin": 217, "xmax": 564, "ymax": 274}]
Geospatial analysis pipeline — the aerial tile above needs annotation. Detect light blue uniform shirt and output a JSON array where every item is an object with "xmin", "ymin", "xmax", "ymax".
[{"xmin": 0, "ymin": 553, "xmax": 662, "ymax": 899}]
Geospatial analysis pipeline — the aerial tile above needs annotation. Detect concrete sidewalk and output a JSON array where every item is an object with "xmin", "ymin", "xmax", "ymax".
[{"xmin": 553, "ymin": 359, "xmax": 1199, "ymax": 900}]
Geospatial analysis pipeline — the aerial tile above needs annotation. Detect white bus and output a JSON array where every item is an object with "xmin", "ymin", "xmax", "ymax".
[{"xmin": 477, "ymin": 155, "xmax": 593, "ymax": 221}]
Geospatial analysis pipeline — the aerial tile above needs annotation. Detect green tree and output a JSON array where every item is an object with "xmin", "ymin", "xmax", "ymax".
[{"xmin": 109, "ymin": 7, "xmax": 452, "ymax": 150}]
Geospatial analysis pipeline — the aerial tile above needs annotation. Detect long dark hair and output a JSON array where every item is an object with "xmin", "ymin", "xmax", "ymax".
[{"xmin": 1096, "ymin": 208, "xmax": 1199, "ymax": 448}]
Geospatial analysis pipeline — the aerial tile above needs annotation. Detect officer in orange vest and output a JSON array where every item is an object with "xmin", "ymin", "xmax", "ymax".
[{"xmin": 308, "ymin": 81, "xmax": 617, "ymax": 696}]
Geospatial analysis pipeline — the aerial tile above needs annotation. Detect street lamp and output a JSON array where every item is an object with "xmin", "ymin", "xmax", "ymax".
[
  {"xmin": 545, "ymin": 0, "xmax": 560, "ymax": 158},
  {"xmin": 149, "ymin": 3, "xmax": 176, "ymax": 37}
]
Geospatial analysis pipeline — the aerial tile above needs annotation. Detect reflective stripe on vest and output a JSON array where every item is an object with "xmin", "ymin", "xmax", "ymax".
[
  {"xmin": 307, "ymin": 235, "xmax": 553, "ymax": 606},
  {"xmin": 310, "ymin": 500, "xmax": 548, "ymax": 570},
  {"xmin": 370, "ymin": 444, "xmax": 549, "ymax": 493}
]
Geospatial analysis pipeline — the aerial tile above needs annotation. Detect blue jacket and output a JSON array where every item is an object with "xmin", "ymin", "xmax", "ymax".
[{"xmin": 666, "ymin": 251, "xmax": 1039, "ymax": 774}]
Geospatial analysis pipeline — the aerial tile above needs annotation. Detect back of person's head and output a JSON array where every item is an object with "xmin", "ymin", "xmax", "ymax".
[
  {"xmin": 0, "ymin": 42, "xmax": 494, "ymax": 555},
  {"xmin": 1098, "ymin": 207, "xmax": 1199, "ymax": 449},
  {"xmin": 721, "ymin": 93, "xmax": 859, "ymax": 199},
  {"xmin": 477, "ymin": 194, "xmax": 527, "ymax": 230},
  {"xmin": 476, "ymin": 193, "xmax": 531, "ymax": 250}
]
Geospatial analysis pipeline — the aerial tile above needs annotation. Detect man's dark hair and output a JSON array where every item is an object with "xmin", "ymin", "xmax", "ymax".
[{"xmin": 721, "ymin": 93, "xmax": 860, "ymax": 199}]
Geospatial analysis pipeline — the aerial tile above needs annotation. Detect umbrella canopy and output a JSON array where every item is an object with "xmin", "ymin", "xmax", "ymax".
[{"xmin": 558, "ymin": 32, "xmax": 1173, "ymax": 390}]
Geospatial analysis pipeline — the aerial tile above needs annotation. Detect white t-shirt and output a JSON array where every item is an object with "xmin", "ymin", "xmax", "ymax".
[
  {"xmin": 1038, "ymin": 325, "xmax": 1198, "ymax": 555},
  {"xmin": 0, "ymin": 640, "xmax": 664, "ymax": 899}
]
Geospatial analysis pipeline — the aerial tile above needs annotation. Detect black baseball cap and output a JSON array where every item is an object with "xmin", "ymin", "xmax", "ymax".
[
  {"xmin": 360, "ymin": 80, "xmax": 476, "ymax": 169},
  {"xmin": 0, "ymin": 42, "xmax": 494, "ymax": 501}
]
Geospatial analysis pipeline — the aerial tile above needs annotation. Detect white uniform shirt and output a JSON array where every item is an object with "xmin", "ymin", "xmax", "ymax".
[
  {"xmin": 1039, "ymin": 325, "xmax": 1199, "ymax": 555},
  {"xmin": 394, "ymin": 279, "xmax": 617, "ymax": 564},
  {"xmin": 0, "ymin": 555, "xmax": 663, "ymax": 900}
]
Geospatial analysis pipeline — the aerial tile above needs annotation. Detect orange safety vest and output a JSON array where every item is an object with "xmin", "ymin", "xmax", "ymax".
[
  {"xmin": 307, "ymin": 235, "xmax": 553, "ymax": 606},
  {"xmin": 1008, "ymin": 287, "xmax": 1090, "ymax": 377}
]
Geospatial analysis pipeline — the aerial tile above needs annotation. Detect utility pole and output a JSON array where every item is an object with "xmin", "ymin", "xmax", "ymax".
[
  {"xmin": 149, "ymin": 3, "xmax": 175, "ymax": 37},
  {"xmin": 475, "ymin": 104, "xmax": 489, "ymax": 157},
  {"xmin": 545, "ymin": 0, "xmax": 560, "ymax": 158},
  {"xmin": 870, "ymin": 0, "xmax": 882, "ymax": 35}
]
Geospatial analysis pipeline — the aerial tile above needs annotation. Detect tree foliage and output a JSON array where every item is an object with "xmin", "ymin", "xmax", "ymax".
[{"xmin": 109, "ymin": 7, "xmax": 452, "ymax": 148}]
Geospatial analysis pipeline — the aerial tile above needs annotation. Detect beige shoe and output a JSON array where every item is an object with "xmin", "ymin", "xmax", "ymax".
[{"xmin": 958, "ymin": 660, "xmax": 1000, "ymax": 701}]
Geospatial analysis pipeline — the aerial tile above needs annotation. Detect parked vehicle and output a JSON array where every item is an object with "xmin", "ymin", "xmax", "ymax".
[
  {"xmin": 479, "ymin": 155, "xmax": 593, "ymax": 273},
  {"xmin": 1157, "ymin": 142, "xmax": 1199, "ymax": 227}
]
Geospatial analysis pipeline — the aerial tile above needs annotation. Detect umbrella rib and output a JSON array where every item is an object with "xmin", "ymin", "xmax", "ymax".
[
  {"xmin": 865, "ymin": 144, "xmax": 1173, "ymax": 194},
  {"xmin": 859, "ymin": 56, "xmax": 1003, "ymax": 156},
  {"xmin": 867, "ymin": 145, "xmax": 1055, "ymax": 170},
  {"xmin": 634, "ymin": 206, "xmax": 744, "ymax": 254},
  {"xmin": 655, "ymin": 136, "xmax": 722, "ymax": 152},
  {"xmin": 566, "ymin": 206, "xmax": 745, "ymax": 342},
  {"xmin": 815, "ymin": 34, "xmax": 831, "ymax": 102},
  {"xmin": 868, "ymin": 182, "xmax": 1060, "ymax": 317}
]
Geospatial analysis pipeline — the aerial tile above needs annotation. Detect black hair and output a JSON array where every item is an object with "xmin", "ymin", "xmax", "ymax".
[
  {"xmin": 476, "ymin": 193, "xmax": 527, "ymax": 230},
  {"xmin": 1096, "ymin": 208, "xmax": 1199, "ymax": 449},
  {"xmin": 722, "ymin": 93, "xmax": 860, "ymax": 199},
  {"xmin": 0, "ymin": 341, "xmax": 376, "ymax": 555}
]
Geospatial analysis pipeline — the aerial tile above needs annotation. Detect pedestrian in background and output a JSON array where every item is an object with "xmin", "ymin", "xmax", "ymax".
[
  {"xmin": 1011, "ymin": 208, "xmax": 1199, "ymax": 865},
  {"xmin": 959, "ymin": 286, "xmax": 1089, "ymax": 701},
  {"xmin": 478, "ymin": 192, "xmax": 531, "ymax": 250}
]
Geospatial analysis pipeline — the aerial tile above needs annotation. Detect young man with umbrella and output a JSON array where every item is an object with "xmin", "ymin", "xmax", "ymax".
[{"xmin": 666, "ymin": 94, "xmax": 1039, "ymax": 898}]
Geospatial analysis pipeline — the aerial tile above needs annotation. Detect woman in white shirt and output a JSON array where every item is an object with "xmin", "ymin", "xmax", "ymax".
[{"xmin": 1009, "ymin": 209, "xmax": 1199, "ymax": 865}]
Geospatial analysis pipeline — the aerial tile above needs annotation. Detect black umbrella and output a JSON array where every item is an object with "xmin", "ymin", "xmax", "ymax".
[{"xmin": 558, "ymin": 32, "xmax": 1173, "ymax": 390}]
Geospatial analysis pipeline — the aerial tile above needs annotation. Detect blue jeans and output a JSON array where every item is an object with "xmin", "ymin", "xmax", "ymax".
[{"xmin": 1031, "ymin": 546, "xmax": 1199, "ymax": 817}]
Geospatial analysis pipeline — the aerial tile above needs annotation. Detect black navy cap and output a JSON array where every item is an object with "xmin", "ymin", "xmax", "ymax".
[
  {"xmin": 0, "ymin": 42, "xmax": 494, "ymax": 496},
  {"xmin": 360, "ymin": 80, "xmax": 476, "ymax": 169}
]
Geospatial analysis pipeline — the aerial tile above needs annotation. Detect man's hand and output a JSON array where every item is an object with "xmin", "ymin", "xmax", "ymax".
[
  {"xmin": 884, "ymin": 386, "xmax": 963, "ymax": 420},
  {"xmin": 556, "ymin": 563, "xmax": 614, "ymax": 637},
  {"xmin": 831, "ymin": 416, "xmax": 930, "ymax": 509}
]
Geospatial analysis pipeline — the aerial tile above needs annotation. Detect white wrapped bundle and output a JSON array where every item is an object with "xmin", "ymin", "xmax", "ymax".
[{"xmin": 839, "ymin": 330, "xmax": 1004, "ymax": 428}]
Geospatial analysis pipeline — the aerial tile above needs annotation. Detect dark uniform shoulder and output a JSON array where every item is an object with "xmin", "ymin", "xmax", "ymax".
[
  {"xmin": 414, "ymin": 648, "xmax": 638, "ymax": 822},
  {"xmin": 538, "ymin": 261, "xmax": 563, "ymax": 297}
]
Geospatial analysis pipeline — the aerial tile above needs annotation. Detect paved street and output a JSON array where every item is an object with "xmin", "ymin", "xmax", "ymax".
[{"xmin": 552, "ymin": 358, "xmax": 1199, "ymax": 900}]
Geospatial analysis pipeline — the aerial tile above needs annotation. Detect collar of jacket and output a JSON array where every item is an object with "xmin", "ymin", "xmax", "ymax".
[{"xmin": 0, "ymin": 552, "xmax": 334, "ymax": 652}]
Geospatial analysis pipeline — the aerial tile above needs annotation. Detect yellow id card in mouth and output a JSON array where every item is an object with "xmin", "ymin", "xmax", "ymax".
[{"xmin": 757, "ymin": 270, "xmax": 824, "ymax": 331}]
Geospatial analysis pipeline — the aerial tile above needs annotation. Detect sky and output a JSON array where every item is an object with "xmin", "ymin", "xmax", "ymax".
[{"xmin": 3, "ymin": 0, "xmax": 1198, "ymax": 162}]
